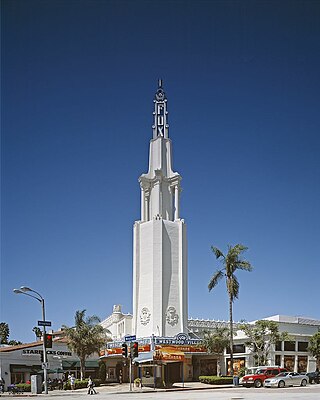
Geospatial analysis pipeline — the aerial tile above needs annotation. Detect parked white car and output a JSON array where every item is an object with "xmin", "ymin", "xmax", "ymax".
[{"xmin": 264, "ymin": 372, "xmax": 308, "ymax": 388}]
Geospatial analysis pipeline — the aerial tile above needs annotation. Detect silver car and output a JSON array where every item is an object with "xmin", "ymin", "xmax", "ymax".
[{"xmin": 264, "ymin": 372, "xmax": 308, "ymax": 388}]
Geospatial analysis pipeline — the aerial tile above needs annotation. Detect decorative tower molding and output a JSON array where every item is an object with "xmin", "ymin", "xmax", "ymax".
[{"xmin": 133, "ymin": 81, "xmax": 188, "ymax": 338}]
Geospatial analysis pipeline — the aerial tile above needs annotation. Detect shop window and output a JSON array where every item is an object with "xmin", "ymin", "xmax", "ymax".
[
  {"xmin": 298, "ymin": 356, "xmax": 308, "ymax": 373},
  {"xmin": 284, "ymin": 341, "xmax": 295, "ymax": 351},
  {"xmin": 227, "ymin": 358, "xmax": 245, "ymax": 376},
  {"xmin": 275, "ymin": 341, "xmax": 282, "ymax": 351},
  {"xmin": 298, "ymin": 342, "xmax": 308, "ymax": 352},
  {"xmin": 200, "ymin": 360, "xmax": 217, "ymax": 376},
  {"xmin": 226, "ymin": 345, "xmax": 245, "ymax": 354},
  {"xmin": 275, "ymin": 355, "xmax": 281, "ymax": 366},
  {"xmin": 233, "ymin": 344, "xmax": 245, "ymax": 353},
  {"xmin": 284, "ymin": 355, "xmax": 295, "ymax": 371},
  {"xmin": 11, "ymin": 373, "xmax": 24, "ymax": 384},
  {"xmin": 108, "ymin": 367, "xmax": 116, "ymax": 380}
]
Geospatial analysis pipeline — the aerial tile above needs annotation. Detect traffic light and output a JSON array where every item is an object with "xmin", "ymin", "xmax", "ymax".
[
  {"xmin": 121, "ymin": 343, "xmax": 128, "ymax": 357},
  {"xmin": 44, "ymin": 333, "xmax": 53, "ymax": 348},
  {"xmin": 131, "ymin": 342, "xmax": 139, "ymax": 358}
]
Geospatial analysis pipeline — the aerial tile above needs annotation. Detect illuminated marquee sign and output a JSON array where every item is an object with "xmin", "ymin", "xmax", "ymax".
[{"xmin": 155, "ymin": 333, "xmax": 202, "ymax": 346}]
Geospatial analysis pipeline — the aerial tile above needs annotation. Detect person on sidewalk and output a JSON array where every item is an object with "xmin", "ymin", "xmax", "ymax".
[
  {"xmin": 87, "ymin": 376, "xmax": 96, "ymax": 395},
  {"xmin": 69, "ymin": 374, "xmax": 75, "ymax": 390}
]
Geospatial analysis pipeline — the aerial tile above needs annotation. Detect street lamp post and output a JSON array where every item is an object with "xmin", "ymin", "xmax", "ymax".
[{"xmin": 13, "ymin": 286, "xmax": 49, "ymax": 394}]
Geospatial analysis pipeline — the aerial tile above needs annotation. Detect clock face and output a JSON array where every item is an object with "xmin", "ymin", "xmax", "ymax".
[{"xmin": 156, "ymin": 89, "xmax": 165, "ymax": 101}]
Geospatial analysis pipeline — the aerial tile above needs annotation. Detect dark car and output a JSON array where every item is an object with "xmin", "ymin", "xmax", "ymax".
[{"xmin": 306, "ymin": 371, "xmax": 319, "ymax": 384}]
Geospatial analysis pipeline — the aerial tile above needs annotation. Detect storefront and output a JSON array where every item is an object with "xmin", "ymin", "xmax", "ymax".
[
  {"xmin": 0, "ymin": 339, "xmax": 100, "ymax": 389},
  {"xmin": 100, "ymin": 333, "xmax": 211, "ymax": 386}
]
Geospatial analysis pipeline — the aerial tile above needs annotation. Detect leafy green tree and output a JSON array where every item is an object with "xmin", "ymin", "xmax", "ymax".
[
  {"xmin": 98, "ymin": 360, "xmax": 107, "ymax": 383},
  {"xmin": 208, "ymin": 244, "xmax": 253, "ymax": 375},
  {"xmin": 203, "ymin": 325, "xmax": 230, "ymax": 376},
  {"xmin": 240, "ymin": 320, "xmax": 289, "ymax": 365},
  {"xmin": 308, "ymin": 331, "xmax": 320, "ymax": 367},
  {"xmin": 32, "ymin": 327, "xmax": 42, "ymax": 341},
  {"xmin": 0, "ymin": 322, "xmax": 10, "ymax": 344},
  {"xmin": 0, "ymin": 322, "xmax": 22, "ymax": 345},
  {"xmin": 63, "ymin": 310, "xmax": 107, "ymax": 380}
]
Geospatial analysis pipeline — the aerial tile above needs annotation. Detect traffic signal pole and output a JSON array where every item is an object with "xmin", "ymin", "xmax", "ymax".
[
  {"xmin": 129, "ymin": 354, "xmax": 132, "ymax": 392},
  {"xmin": 41, "ymin": 299, "xmax": 48, "ymax": 395}
]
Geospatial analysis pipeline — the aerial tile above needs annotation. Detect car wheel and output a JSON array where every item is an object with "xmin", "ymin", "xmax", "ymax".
[
  {"xmin": 278, "ymin": 380, "xmax": 285, "ymax": 388},
  {"xmin": 254, "ymin": 380, "xmax": 262, "ymax": 388},
  {"xmin": 301, "ymin": 379, "xmax": 307, "ymax": 387}
]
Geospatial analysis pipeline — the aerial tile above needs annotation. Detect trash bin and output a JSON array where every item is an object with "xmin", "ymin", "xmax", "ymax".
[
  {"xmin": 31, "ymin": 375, "xmax": 42, "ymax": 394},
  {"xmin": 233, "ymin": 375, "xmax": 239, "ymax": 386}
]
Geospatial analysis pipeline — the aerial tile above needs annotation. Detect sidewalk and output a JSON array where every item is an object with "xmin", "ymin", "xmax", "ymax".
[{"xmin": 0, "ymin": 382, "xmax": 235, "ymax": 397}]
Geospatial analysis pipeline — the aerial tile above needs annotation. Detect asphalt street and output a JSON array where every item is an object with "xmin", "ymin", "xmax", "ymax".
[{"xmin": 1, "ymin": 383, "xmax": 320, "ymax": 400}]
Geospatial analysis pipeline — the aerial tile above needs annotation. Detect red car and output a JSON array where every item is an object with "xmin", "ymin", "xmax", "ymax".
[{"xmin": 241, "ymin": 367, "xmax": 287, "ymax": 388}]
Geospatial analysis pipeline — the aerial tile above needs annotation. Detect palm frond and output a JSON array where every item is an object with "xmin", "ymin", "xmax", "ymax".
[
  {"xmin": 86, "ymin": 315, "xmax": 101, "ymax": 326},
  {"xmin": 234, "ymin": 244, "xmax": 248, "ymax": 254},
  {"xmin": 75, "ymin": 310, "xmax": 86, "ymax": 327},
  {"xmin": 208, "ymin": 270, "xmax": 224, "ymax": 291},
  {"xmin": 236, "ymin": 260, "xmax": 253, "ymax": 271},
  {"xmin": 211, "ymin": 246, "xmax": 225, "ymax": 260}
]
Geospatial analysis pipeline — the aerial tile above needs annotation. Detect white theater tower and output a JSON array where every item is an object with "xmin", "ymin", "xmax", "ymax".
[{"xmin": 133, "ymin": 81, "xmax": 188, "ymax": 338}]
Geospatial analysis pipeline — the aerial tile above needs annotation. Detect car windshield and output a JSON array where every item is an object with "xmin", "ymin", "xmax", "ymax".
[
  {"xmin": 276, "ymin": 372, "xmax": 288, "ymax": 377},
  {"xmin": 256, "ymin": 369, "xmax": 267, "ymax": 375}
]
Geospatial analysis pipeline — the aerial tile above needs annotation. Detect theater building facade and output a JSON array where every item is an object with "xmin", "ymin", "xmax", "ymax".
[
  {"xmin": 101, "ymin": 308, "xmax": 320, "ymax": 384},
  {"xmin": 98, "ymin": 83, "xmax": 319, "ymax": 384}
]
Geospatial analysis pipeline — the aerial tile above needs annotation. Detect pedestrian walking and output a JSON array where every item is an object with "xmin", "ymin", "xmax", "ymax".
[
  {"xmin": 119, "ymin": 369, "xmax": 123, "ymax": 384},
  {"xmin": 69, "ymin": 374, "xmax": 75, "ymax": 390},
  {"xmin": 0, "ymin": 377, "xmax": 5, "ymax": 393},
  {"xmin": 87, "ymin": 376, "xmax": 96, "ymax": 395}
]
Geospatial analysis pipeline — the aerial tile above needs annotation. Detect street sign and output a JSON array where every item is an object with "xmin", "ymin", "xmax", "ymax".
[
  {"xmin": 38, "ymin": 320, "xmax": 52, "ymax": 327},
  {"xmin": 125, "ymin": 335, "xmax": 136, "ymax": 342}
]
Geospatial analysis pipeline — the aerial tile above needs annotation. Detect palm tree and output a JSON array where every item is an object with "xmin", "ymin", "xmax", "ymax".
[
  {"xmin": 208, "ymin": 244, "xmax": 253, "ymax": 376},
  {"xmin": 32, "ymin": 327, "xmax": 42, "ymax": 341},
  {"xmin": 203, "ymin": 325, "xmax": 230, "ymax": 376},
  {"xmin": 62, "ymin": 310, "xmax": 107, "ymax": 380}
]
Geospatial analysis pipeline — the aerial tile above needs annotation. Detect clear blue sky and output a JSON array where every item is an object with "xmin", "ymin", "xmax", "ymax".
[{"xmin": 1, "ymin": 0, "xmax": 319, "ymax": 343}]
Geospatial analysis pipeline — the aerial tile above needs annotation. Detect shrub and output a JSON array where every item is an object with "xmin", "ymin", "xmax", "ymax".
[
  {"xmin": 15, "ymin": 383, "xmax": 31, "ymax": 392},
  {"xmin": 199, "ymin": 376, "xmax": 233, "ymax": 385},
  {"xmin": 63, "ymin": 379, "xmax": 101, "ymax": 390},
  {"xmin": 134, "ymin": 378, "xmax": 141, "ymax": 387}
]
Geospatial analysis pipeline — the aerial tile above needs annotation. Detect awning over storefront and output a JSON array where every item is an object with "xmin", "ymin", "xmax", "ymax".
[
  {"xmin": 132, "ymin": 351, "xmax": 154, "ymax": 364},
  {"xmin": 62, "ymin": 360, "xmax": 99, "ymax": 368}
]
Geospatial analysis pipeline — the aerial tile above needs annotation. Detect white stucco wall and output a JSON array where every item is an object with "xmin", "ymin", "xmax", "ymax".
[{"xmin": 133, "ymin": 218, "xmax": 187, "ymax": 338}]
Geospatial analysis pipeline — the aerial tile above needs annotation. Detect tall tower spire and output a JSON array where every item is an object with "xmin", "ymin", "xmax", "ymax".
[
  {"xmin": 139, "ymin": 80, "xmax": 181, "ymax": 221},
  {"xmin": 152, "ymin": 79, "xmax": 169, "ymax": 139},
  {"xmin": 133, "ymin": 82, "xmax": 188, "ymax": 338}
]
